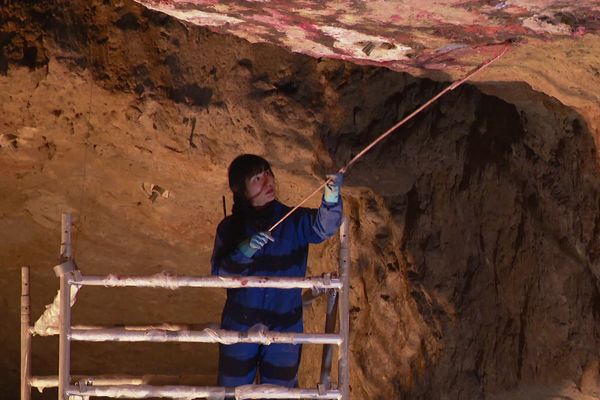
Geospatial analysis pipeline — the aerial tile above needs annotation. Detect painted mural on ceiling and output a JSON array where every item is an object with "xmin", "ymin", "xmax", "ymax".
[{"xmin": 135, "ymin": 0, "xmax": 599, "ymax": 72}]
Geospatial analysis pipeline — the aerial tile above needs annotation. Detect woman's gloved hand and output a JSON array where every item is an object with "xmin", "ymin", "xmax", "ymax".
[
  {"xmin": 238, "ymin": 231, "xmax": 274, "ymax": 258},
  {"xmin": 324, "ymin": 173, "xmax": 344, "ymax": 203}
]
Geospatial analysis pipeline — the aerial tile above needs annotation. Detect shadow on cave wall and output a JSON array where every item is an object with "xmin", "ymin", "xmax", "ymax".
[{"xmin": 316, "ymin": 65, "xmax": 600, "ymax": 398}]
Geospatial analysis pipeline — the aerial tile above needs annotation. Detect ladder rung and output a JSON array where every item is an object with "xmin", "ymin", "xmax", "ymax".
[
  {"xmin": 71, "ymin": 274, "xmax": 343, "ymax": 289},
  {"xmin": 70, "ymin": 327, "xmax": 343, "ymax": 345},
  {"xmin": 29, "ymin": 374, "xmax": 213, "ymax": 390},
  {"xmin": 66, "ymin": 384, "xmax": 343, "ymax": 399}
]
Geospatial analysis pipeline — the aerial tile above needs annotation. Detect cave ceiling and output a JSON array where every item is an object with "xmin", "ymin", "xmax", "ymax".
[{"xmin": 136, "ymin": 0, "xmax": 599, "ymax": 74}]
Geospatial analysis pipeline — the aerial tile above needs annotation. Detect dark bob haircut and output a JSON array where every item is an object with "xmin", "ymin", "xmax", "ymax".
[{"xmin": 228, "ymin": 154, "xmax": 273, "ymax": 195}]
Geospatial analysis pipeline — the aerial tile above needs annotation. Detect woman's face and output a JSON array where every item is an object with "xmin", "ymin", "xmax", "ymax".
[{"xmin": 244, "ymin": 169, "xmax": 276, "ymax": 207}]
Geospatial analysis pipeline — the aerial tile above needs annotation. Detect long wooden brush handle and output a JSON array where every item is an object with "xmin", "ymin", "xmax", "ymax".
[{"xmin": 268, "ymin": 44, "xmax": 510, "ymax": 233}]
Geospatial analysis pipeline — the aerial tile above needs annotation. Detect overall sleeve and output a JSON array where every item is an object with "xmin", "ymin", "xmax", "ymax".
[
  {"xmin": 210, "ymin": 221, "xmax": 253, "ymax": 276},
  {"xmin": 297, "ymin": 196, "xmax": 343, "ymax": 245}
]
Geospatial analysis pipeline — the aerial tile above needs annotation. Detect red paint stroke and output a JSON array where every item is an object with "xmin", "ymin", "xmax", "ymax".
[
  {"xmin": 299, "ymin": 21, "xmax": 319, "ymax": 34},
  {"xmin": 415, "ymin": 11, "xmax": 438, "ymax": 20},
  {"xmin": 264, "ymin": 7, "xmax": 293, "ymax": 23},
  {"xmin": 298, "ymin": 21, "xmax": 324, "ymax": 40},
  {"xmin": 462, "ymin": 23, "xmax": 529, "ymax": 37}
]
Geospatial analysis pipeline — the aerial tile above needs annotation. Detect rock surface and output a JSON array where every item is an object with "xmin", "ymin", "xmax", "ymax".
[{"xmin": 0, "ymin": 1, "xmax": 599, "ymax": 399}]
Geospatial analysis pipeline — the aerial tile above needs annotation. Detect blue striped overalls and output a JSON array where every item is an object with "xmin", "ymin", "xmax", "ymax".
[{"xmin": 211, "ymin": 198, "xmax": 343, "ymax": 390}]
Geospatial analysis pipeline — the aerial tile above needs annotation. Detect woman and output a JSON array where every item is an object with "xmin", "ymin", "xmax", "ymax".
[{"xmin": 211, "ymin": 154, "xmax": 343, "ymax": 391}]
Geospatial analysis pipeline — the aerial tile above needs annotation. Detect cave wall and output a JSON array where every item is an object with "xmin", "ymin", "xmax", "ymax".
[
  {"xmin": 1, "ymin": 1, "xmax": 599, "ymax": 399},
  {"xmin": 315, "ymin": 64, "xmax": 600, "ymax": 398}
]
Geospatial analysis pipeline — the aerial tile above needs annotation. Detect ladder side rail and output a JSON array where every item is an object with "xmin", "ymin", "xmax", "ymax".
[
  {"xmin": 20, "ymin": 266, "xmax": 31, "ymax": 400},
  {"xmin": 319, "ymin": 291, "xmax": 338, "ymax": 389},
  {"xmin": 58, "ymin": 272, "xmax": 73, "ymax": 400},
  {"xmin": 57, "ymin": 212, "xmax": 73, "ymax": 400},
  {"xmin": 338, "ymin": 217, "xmax": 350, "ymax": 400}
]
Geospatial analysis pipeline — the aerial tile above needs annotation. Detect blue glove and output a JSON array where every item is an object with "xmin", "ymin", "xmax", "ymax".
[
  {"xmin": 238, "ymin": 231, "xmax": 274, "ymax": 258},
  {"xmin": 324, "ymin": 173, "xmax": 344, "ymax": 203}
]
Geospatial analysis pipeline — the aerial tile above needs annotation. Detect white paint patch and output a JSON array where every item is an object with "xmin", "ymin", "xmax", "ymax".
[
  {"xmin": 282, "ymin": 26, "xmax": 338, "ymax": 57},
  {"xmin": 319, "ymin": 25, "xmax": 412, "ymax": 62},
  {"xmin": 33, "ymin": 285, "xmax": 80, "ymax": 336},
  {"xmin": 138, "ymin": 3, "xmax": 244, "ymax": 27},
  {"xmin": 522, "ymin": 15, "xmax": 572, "ymax": 35}
]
